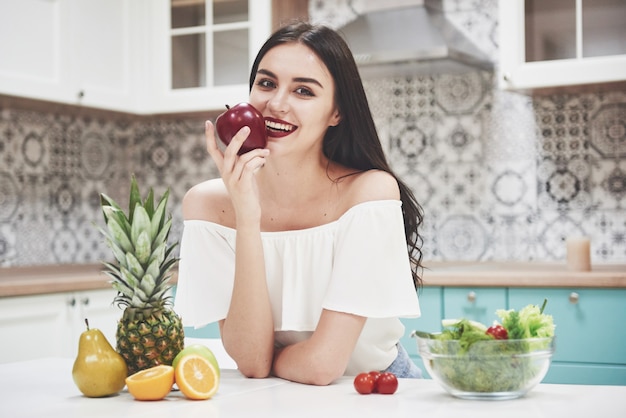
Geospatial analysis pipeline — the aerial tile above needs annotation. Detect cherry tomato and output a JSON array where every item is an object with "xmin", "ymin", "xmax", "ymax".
[
  {"xmin": 368, "ymin": 371, "xmax": 381, "ymax": 392},
  {"xmin": 353, "ymin": 373, "xmax": 376, "ymax": 394},
  {"xmin": 486, "ymin": 324, "xmax": 509, "ymax": 340},
  {"xmin": 377, "ymin": 372, "xmax": 398, "ymax": 394}
]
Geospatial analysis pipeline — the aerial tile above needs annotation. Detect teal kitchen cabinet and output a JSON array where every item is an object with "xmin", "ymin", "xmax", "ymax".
[
  {"xmin": 509, "ymin": 288, "xmax": 626, "ymax": 385},
  {"xmin": 184, "ymin": 322, "xmax": 221, "ymax": 339},
  {"xmin": 442, "ymin": 287, "xmax": 507, "ymax": 325}
]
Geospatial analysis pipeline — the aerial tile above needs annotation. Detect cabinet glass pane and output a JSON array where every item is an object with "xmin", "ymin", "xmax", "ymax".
[
  {"xmin": 525, "ymin": 0, "xmax": 576, "ymax": 62},
  {"xmin": 213, "ymin": 29, "xmax": 248, "ymax": 86},
  {"xmin": 213, "ymin": 0, "xmax": 248, "ymax": 24},
  {"xmin": 582, "ymin": 0, "xmax": 626, "ymax": 58},
  {"xmin": 172, "ymin": 34, "xmax": 206, "ymax": 89},
  {"xmin": 171, "ymin": 0, "xmax": 206, "ymax": 29}
]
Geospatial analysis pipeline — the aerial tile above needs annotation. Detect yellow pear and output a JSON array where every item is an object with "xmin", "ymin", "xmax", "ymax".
[{"xmin": 72, "ymin": 318, "xmax": 127, "ymax": 397}]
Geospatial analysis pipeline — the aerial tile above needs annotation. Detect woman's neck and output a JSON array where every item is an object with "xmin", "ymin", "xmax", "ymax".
[{"xmin": 255, "ymin": 155, "xmax": 351, "ymax": 230}]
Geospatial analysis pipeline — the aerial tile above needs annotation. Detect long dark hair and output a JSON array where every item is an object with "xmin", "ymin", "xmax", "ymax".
[{"xmin": 249, "ymin": 22, "xmax": 424, "ymax": 288}]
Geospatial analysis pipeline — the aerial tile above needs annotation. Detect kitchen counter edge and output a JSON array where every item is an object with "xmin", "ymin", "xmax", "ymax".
[{"xmin": 1, "ymin": 261, "xmax": 625, "ymax": 297}]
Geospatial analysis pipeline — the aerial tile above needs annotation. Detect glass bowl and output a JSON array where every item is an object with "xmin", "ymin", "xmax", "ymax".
[{"xmin": 415, "ymin": 334, "xmax": 555, "ymax": 400}]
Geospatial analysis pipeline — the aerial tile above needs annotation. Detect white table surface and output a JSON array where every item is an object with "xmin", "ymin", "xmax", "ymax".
[{"xmin": 1, "ymin": 357, "xmax": 625, "ymax": 418}]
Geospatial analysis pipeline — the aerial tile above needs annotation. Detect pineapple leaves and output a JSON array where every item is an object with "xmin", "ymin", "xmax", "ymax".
[
  {"xmin": 125, "ymin": 252, "xmax": 145, "ymax": 279},
  {"xmin": 150, "ymin": 189, "xmax": 169, "ymax": 242},
  {"xmin": 105, "ymin": 207, "xmax": 132, "ymax": 235},
  {"xmin": 98, "ymin": 175, "xmax": 179, "ymax": 314},
  {"xmin": 143, "ymin": 187, "xmax": 155, "ymax": 218},
  {"xmin": 128, "ymin": 175, "xmax": 142, "ymax": 225},
  {"xmin": 105, "ymin": 237, "xmax": 127, "ymax": 266},
  {"xmin": 100, "ymin": 193, "xmax": 124, "ymax": 224},
  {"xmin": 106, "ymin": 216, "xmax": 134, "ymax": 254}
]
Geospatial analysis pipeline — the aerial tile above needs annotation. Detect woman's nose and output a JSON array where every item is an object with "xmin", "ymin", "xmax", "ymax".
[{"xmin": 268, "ymin": 91, "xmax": 289, "ymax": 115}]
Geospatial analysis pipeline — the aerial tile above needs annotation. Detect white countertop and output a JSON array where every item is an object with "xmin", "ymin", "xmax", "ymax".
[{"xmin": 1, "ymin": 358, "xmax": 625, "ymax": 418}]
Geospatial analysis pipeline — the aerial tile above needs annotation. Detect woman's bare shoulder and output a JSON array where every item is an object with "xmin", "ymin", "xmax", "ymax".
[
  {"xmin": 182, "ymin": 178, "xmax": 233, "ymax": 224},
  {"xmin": 342, "ymin": 169, "xmax": 400, "ymax": 205}
]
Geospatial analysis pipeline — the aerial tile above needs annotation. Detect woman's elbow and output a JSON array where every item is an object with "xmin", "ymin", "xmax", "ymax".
[
  {"xmin": 306, "ymin": 365, "xmax": 344, "ymax": 386},
  {"xmin": 238, "ymin": 362, "xmax": 272, "ymax": 379}
]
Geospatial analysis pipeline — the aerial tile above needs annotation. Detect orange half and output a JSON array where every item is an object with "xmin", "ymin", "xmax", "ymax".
[
  {"xmin": 125, "ymin": 365, "xmax": 175, "ymax": 401},
  {"xmin": 175, "ymin": 354, "xmax": 220, "ymax": 400}
]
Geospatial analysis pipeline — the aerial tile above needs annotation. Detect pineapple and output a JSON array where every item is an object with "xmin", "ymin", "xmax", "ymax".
[{"xmin": 98, "ymin": 175, "xmax": 184, "ymax": 375}]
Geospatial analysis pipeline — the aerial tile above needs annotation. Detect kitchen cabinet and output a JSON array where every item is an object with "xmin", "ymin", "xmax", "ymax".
[
  {"xmin": 509, "ymin": 288, "xmax": 626, "ymax": 385},
  {"xmin": 498, "ymin": 0, "xmax": 626, "ymax": 92},
  {"xmin": 0, "ymin": 0, "xmax": 138, "ymax": 112},
  {"xmin": 0, "ymin": 289, "xmax": 120, "ymax": 362},
  {"xmin": 0, "ymin": 0, "xmax": 272, "ymax": 114},
  {"xmin": 409, "ymin": 285, "xmax": 626, "ymax": 385},
  {"xmin": 441, "ymin": 287, "xmax": 507, "ymax": 325},
  {"xmin": 142, "ymin": 0, "xmax": 272, "ymax": 113}
]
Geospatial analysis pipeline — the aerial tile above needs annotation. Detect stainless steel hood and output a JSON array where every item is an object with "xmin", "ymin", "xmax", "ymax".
[{"xmin": 338, "ymin": 0, "xmax": 493, "ymax": 77}]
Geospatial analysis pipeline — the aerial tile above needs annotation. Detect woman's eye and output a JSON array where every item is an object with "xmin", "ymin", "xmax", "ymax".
[
  {"xmin": 257, "ymin": 79, "xmax": 275, "ymax": 89},
  {"xmin": 295, "ymin": 87, "xmax": 314, "ymax": 97}
]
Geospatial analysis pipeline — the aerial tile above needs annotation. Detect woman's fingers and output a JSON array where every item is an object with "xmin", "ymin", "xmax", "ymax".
[
  {"xmin": 231, "ymin": 148, "xmax": 270, "ymax": 183},
  {"xmin": 206, "ymin": 119, "xmax": 269, "ymax": 184}
]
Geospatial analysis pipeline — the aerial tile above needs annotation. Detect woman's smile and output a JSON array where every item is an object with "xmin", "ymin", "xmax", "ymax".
[{"xmin": 265, "ymin": 117, "xmax": 298, "ymax": 138}]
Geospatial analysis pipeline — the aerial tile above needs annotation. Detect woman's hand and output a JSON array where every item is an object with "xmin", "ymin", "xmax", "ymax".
[{"xmin": 205, "ymin": 120, "xmax": 269, "ymax": 224}]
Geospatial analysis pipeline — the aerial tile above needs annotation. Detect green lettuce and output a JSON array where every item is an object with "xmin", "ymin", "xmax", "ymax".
[{"xmin": 496, "ymin": 299, "xmax": 555, "ymax": 339}]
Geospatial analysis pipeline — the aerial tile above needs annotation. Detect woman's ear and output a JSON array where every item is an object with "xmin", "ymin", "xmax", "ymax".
[{"xmin": 329, "ymin": 108, "xmax": 341, "ymax": 127}]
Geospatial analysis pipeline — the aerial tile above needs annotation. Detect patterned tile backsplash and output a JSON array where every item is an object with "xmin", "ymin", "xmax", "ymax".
[{"xmin": 1, "ymin": 0, "xmax": 625, "ymax": 267}]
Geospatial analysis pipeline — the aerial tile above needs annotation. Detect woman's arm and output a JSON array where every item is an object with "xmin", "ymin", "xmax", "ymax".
[
  {"xmin": 271, "ymin": 309, "xmax": 367, "ymax": 385},
  {"xmin": 201, "ymin": 121, "xmax": 275, "ymax": 377},
  {"xmin": 271, "ymin": 170, "xmax": 402, "ymax": 385}
]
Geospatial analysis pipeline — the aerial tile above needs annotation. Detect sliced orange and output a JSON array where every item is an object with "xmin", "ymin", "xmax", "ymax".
[
  {"xmin": 175, "ymin": 354, "xmax": 220, "ymax": 400},
  {"xmin": 125, "ymin": 365, "xmax": 174, "ymax": 401}
]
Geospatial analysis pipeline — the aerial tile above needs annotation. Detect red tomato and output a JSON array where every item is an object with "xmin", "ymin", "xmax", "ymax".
[
  {"xmin": 368, "ymin": 371, "xmax": 381, "ymax": 392},
  {"xmin": 376, "ymin": 372, "xmax": 398, "ymax": 394},
  {"xmin": 486, "ymin": 324, "xmax": 509, "ymax": 340},
  {"xmin": 353, "ymin": 373, "xmax": 376, "ymax": 394}
]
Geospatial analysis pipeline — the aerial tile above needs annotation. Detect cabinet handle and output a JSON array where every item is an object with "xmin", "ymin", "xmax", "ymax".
[
  {"xmin": 568, "ymin": 292, "xmax": 579, "ymax": 304},
  {"xmin": 503, "ymin": 73, "xmax": 511, "ymax": 82},
  {"xmin": 467, "ymin": 291, "xmax": 477, "ymax": 303},
  {"xmin": 77, "ymin": 90, "xmax": 85, "ymax": 99},
  {"xmin": 68, "ymin": 297, "xmax": 76, "ymax": 307},
  {"xmin": 81, "ymin": 297, "xmax": 90, "ymax": 306}
]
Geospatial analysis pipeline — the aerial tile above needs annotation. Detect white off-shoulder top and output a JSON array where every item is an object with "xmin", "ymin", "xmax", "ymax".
[{"xmin": 174, "ymin": 199, "xmax": 421, "ymax": 375}]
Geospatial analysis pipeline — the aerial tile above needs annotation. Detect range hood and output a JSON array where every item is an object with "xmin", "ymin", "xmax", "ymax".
[{"xmin": 338, "ymin": 0, "xmax": 493, "ymax": 77}]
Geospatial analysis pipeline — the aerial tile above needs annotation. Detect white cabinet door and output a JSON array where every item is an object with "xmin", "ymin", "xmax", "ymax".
[
  {"xmin": 0, "ymin": 293, "xmax": 73, "ymax": 362},
  {"xmin": 67, "ymin": 289, "xmax": 121, "ymax": 359},
  {"xmin": 0, "ymin": 0, "xmax": 72, "ymax": 104},
  {"xmin": 67, "ymin": 0, "xmax": 139, "ymax": 112},
  {"xmin": 0, "ymin": 0, "xmax": 138, "ymax": 112},
  {"xmin": 0, "ymin": 289, "xmax": 120, "ymax": 362},
  {"xmin": 498, "ymin": 0, "xmax": 626, "ymax": 92}
]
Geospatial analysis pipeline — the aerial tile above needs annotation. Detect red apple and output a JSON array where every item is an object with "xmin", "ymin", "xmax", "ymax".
[{"xmin": 215, "ymin": 102, "xmax": 267, "ymax": 155}]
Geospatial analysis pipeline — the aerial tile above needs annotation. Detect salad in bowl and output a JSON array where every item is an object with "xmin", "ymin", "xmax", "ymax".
[{"xmin": 413, "ymin": 300, "xmax": 556, "ymax": 400}]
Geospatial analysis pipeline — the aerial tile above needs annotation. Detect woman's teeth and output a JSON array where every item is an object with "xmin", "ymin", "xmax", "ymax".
[{"xmin": 266, "ymin": 120, "xmax": 294, "ymax": 132}]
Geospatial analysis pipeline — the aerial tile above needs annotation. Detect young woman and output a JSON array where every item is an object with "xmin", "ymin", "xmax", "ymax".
[{"xmin": 175, "ymin": 22, "xmax": 425, "ymax": 385}]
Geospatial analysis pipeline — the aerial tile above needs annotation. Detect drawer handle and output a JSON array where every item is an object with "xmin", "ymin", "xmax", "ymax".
[
  {"xmin": 568, "ymin": 292, "xmax": 579, "ymax": 304},
  {"xmin": 81, "ymin": 297, "xmax": 90, "ymax": 306},
  {"xmin": 467, "ymin": 291, "xmax": 476, "ymax": 303}
]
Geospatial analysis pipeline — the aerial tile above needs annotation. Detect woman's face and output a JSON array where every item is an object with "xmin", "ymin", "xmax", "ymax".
[{"xmin": 249, "ymin": 42, "xmax": 341, "ymax": 157}]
